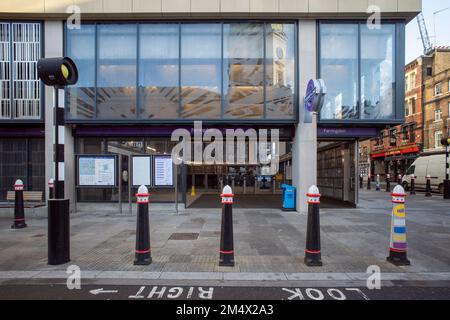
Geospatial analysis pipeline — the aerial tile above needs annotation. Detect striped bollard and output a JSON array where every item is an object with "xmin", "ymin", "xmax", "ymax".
[
  {"xmin": 304, "ymin": 186, "xmax": 322, "ymax": 267},
  {"xmin": 11, "ymin": 180, "xmax": 27, "ymax": 229},
  {"xmin": 219, "ymin": 185, "xmax": 235, "ymax": 267},
  {"xmin": 134, "ymin": 185, "xmax": 152, "ymax": 265},
  {"xmin": 387, "ymin": 185, "xmax": 411, "ymax": 266}
]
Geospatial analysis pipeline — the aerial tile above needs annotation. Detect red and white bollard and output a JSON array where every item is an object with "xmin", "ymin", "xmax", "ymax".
[
  {"xmin": 134, "ymin": 185, "xmax": 152, "ymax": 265},
  {"xmin": 219, "ymin": 185, "xmax": 235, "ymax": 267},
  {"xmin": 48, "ymin": 178, "xmax": 55, "ymax": 200},
  {"xmin": 11, "ymin": 179, "xmax": 27, "ymax": 229},
  {"xmin": 304, "ymin": 186, "xmax": 322, "ymax": 267}
]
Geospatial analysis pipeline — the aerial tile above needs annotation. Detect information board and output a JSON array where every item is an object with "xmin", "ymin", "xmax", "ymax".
[
  {"xmin": 132, "ymin": 156, "xmax": 151, "ymax": 186},
  {"xmin": 154, "ymin": 156, "xmax": 173, "ymax": 186},
  {"xmin": 78, "ymin": 156, "xmax": 116, "ymax": 186}
]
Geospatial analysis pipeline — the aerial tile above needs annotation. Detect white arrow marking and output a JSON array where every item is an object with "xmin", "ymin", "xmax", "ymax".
[{"xmin": 89, "ymin": 288, "xmax": 119, "ymax": 295}]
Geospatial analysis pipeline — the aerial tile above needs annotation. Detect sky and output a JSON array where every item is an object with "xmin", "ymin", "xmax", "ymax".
[{"xmin": 405, "ymin": 0, "xmax": 450, "ymax": 64}]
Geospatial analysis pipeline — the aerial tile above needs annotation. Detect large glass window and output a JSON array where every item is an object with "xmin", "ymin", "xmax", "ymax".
[
  {"xmin": 320, "ymin": 24, "xmax": 359, "ymax": 120},
  {"xmin": 66, "ymin": 22, "xmax": 297, "ymax": 122},
  {"xmin": 139, "ymin": 24, "xmax": 179, "ymax": 119},
  {"xmin": 265, "ymin": 23, "xmax": 295, "ymax": 119},
  {"xmin": 97, "ymin": 24, "xmax": 137, "ymax": 119},
  {"xmin": 66, "ymin": 25, "xmax": 96, "ymax": 119},
  {"xmin": 223, "ymin": 23, "xmax": 265, "ymax": 119},
  {"xmin": 319, "ymin": 22, "xmax": 398, "ymax": 121},
  {"xmin": 361, "ymin": 24, "xmax": 395, "ymax": 119},
  {"xmin": 181, "ymin": 24, "xmax": 221, "ymax": 119}
]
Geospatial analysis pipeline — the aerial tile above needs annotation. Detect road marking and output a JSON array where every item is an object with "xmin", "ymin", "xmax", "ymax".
[{"xmin": 89, "ymin": 288, "xmax": 119, "ymax": 295}]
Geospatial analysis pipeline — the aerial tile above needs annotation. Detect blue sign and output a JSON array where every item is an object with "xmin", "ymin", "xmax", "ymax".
[{"xmin": 304, "ymin": 79, "xmax": 326, "ymax": 123}]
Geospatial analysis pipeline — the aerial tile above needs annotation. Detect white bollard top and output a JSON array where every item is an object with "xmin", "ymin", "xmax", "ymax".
[
  {"xmin": 392, "ymin": 185, "xmax": 406, "ymax": 203},
  {"xmin": 410, "ymin": 174, "xmax": 415, "ymax": 179},
  {"xmin": 14, "ymin": 179, "xmax": 24, "ymax": 191},
  {"xmin": 221, "ymin": 185, "xmax": 234, "ymax": 204},
  {"xmin": 426, "ymin": 174, "xmax": 431, "ymax": 179},
  {"xmin": 136, "ymin": 185, "xmax": 150, "ymax": 204},
  {"xmin": 307, "ymin": 185, "xmax": 321, "ymax": 204},
  {"xmin": 48, "ymin": 178, "xmax": 54, "ymax": 187},
  {"xmin": 387, "ymin": 174, "xmax": 391, "ymax": 178}
]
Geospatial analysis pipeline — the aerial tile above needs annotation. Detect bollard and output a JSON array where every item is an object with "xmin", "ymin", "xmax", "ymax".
[
  {"xmin": 425, "ymin": 174, "xmax": 432, "ymax": 197},
  {"xmin": 367, "ymin": 174, "xmax": 371, "ymax": 190},
  {"xmin": 376, "ymin": 174, "xmax": 381, "ymax": 191},
  {"xmin": 397, "ymin": 174, "xmax": 402, "ymax": 185},
  {"xmin": 410, "ymin": 174, "xmax": 416, "ymax": 195},
  {"xmin": 304, "ymin": 186, "xmax": 323, "ymax": 267},
  {"xmin": 11, "ymin": 179, "xmax": 27, "ymax": 229},
  {"xmin": 359, "ymin": 174, "xmax": 363, "ymax": 189},
  {"xmin": 386, "ymin": 174, "xmax": 391, "ymax": 193},
  {"xmin": 134, "ymin": 185, "xmax": 152, "ymax": 265},
  {"xmin": 387, "ymin": 185, "xmax": 411, "ymax": 266},
  {"xmin": 243, "ymin": 177, "xmax": 246, "ymax": 194},
  {"xmin": 48, "ymin": 178, "xmax": 54, "ymax": 200},
  {"xmin": 191, "ymin": 185, "xmax": 196, "ymax": 197},
  {"xmin": 219, "ymin": 185, "xmax": 235, "ymax": 267}
]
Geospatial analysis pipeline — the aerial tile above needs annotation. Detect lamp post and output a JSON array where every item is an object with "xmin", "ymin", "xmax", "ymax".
[{"xmin": 38, "ymin": 57, "xmax": 78, "ymax": 265}]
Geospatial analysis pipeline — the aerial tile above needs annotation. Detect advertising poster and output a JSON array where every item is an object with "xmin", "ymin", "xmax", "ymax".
[
  {"xmin": 132, "ymin": 156, "xmax": 151, "ymax": 186},
  {"xmin": 154, "ymin": 156, "xmax": 173, "ymax": 186},
  {"xmin": 79, "ymin": 156, "xmax": 116, "ymax": 186}
]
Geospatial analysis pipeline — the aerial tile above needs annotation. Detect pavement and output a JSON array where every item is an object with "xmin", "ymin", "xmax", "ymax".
[{"xmin": 0, "ymin": 188, "xmax": 449, "ymax": 299}]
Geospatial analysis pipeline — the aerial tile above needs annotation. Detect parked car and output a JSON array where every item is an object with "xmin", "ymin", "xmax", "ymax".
[{"xmin": 402, "ymin": 154, "xmax": 447, "ymax": 193}]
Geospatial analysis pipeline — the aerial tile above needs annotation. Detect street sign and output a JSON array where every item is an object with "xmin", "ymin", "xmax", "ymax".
[{"xmin": 304, "ymin": 79, "xmax": 326, "ymax": 123}]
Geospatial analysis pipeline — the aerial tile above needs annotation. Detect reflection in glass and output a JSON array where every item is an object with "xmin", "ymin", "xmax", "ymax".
[
  {"xmin": 66, "ymin": 25, "xmax": 96, "ymax": 119},
  {"xmin": 181, "ymin": 24, "xmax": 221, "ymax": 119},
  {"xmin": 320, "ymin": 24, "xmax": 358, "ymax": 120},
  {"xmin": 97, "ymin": 24, "xmax": 137, "ymax": 119},
  {"xmin": 360, "ymin": 24, "xmax": 395, "ymax": 120},
  {"xmin": 223, "ymin": 23, "xmax": 264, "ymax": 119},
  {"xmin": 265, "ymin": 24, "xmax": 295, "ymax": 119},
  {"xmin": 139, "ymin": 24, "xmax": 179, "ymax": 119}
]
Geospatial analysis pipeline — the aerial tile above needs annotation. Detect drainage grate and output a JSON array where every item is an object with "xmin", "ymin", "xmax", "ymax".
[{"xmin": 169, "ymin": 233, "xmax": 199, "ymax": 240}]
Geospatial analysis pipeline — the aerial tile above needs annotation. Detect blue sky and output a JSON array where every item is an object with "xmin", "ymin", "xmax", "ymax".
[{"xmin": 405, "ymin": 0, "xmax": 450, "ymax": 64}]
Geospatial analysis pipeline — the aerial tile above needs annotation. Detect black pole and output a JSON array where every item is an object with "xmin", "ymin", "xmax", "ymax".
[
  {"xmin": 410, "ymin": 175, "xmax": 416, "ymax": 195},
  {"xmin": 219, "ymin": 186, "xmax": 235, "ymax": 267},
  {"xmin": 11, "ymin": 180, "xmax": 27, "ymax": 229},
  {"xmin": 444, "ymin": 145, "xmax": 450, "ymax": 199},
  {"xmin": 386, "ymin": 174, "xmax": 391, "ymax": 193},
  {"xmin": 425, "ymin": 175, "xmax": 432, "ymax": 197},
  {"xmin": 48, "ymin": 199, "xmax": 70, "ymax": 265},
  {"xmin": 134, "ymin": 186, "xmax": 152, "ymax": 265},
  {"xmin": 304, "ymin": 186, "xmax": 322, "ymax": 267}
]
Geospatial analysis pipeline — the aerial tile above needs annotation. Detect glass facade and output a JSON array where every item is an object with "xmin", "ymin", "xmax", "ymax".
[
  {"xmin": 66, "ymin": 22, "xmax": 297, "ymax": 122},
  {"xmin": 319, "ymin": 22, "xmax": 399, "ymax": 121}
]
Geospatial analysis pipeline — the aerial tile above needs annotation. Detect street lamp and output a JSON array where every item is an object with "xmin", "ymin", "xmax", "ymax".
[
  {"xmin": 37, "ymin": 57, "xmax": 78, "ymax": 265},
  {"xmin": 441, "ymin": 137, "xmax": 450, "ymax": 199}
]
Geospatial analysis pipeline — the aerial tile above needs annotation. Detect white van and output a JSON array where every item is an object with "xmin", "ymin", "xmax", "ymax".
[{"xmin": 402, "ymin": 154, "xmax": 447, "ymax": 193}]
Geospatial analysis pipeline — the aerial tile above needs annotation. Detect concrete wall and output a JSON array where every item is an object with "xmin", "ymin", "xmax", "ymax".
[{"xmin": 0, "ymin": 0, "xmax": 421, "ymax": 19}]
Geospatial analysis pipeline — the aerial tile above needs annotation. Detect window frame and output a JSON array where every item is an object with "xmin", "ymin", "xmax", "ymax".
[
  {"xmin": 317, "ymin": 20, "xmax": 405, "ymax": 125},
  {"xmin": 435, "ymin": 82, "xmax": 442, "ymax": 96},
  {"xmin": 0, "ymin": 20, "xmax": 44, "ymax": 124},
  {"xmin": 435, "ymin": 130, "xmax": 443, "ymax": 149},
  {"xmin": 63, "ymin": 20, "xmax": 299, "ymax": 124}
]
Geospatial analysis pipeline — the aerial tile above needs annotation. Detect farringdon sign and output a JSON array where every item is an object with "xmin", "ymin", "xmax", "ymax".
[{"xmin": 304, "ymin": 79, "xmax": 326, "ymax": 123}]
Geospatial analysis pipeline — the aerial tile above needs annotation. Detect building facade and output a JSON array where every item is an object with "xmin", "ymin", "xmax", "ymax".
[
  {"xmin": 368, "ymin": 47, "xmax": 450, "ymax": 178},
  {"xmin": 0, "ymin": 0, "xmax": 421, "ymax": 212}
]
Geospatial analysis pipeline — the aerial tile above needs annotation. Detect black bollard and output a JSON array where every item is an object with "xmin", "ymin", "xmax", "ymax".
[
  {"xmin": 367, "ymin": 174, "xmax": 371, "ymax": 190},
  {"xmin": 305, "ymin": 186, "xmax": 323, "ymax": 267},
  {"xmin": 359, "ymin": 174, "xmax": 363, "ymax": 189},
  {"xmin": 48, "ymin": 179, "xmax": 54, "ymax": 200},
  {"xmin": 134, "ymin": 185, "xmax": 152, "ymax": 265},
  {"xmin": 397, "ymin": 174, "xmax": 402, "ymax": 185},
  {"xmin": 219, "ymin": 185, "xmax": 235, "ymax": 267},
  {"xmin": 410, "ymin": 175, "xmax": 416, "ymax": 195},
  {"xmin": 425, "ymin": 175, "xmax": 432, "ymax": 197},
  {"xmin": 376, "ymin": 174, "xmax": 381, "ymax": 191},
  {"xmin": 11, "ymin": 179, "xmax": 27, "ymax": 229},
  {"xmin": 48, "ymin": 199, "xmax": 70, "ymax": 265},
  {"xmin": 386, "ymin": 174, "xmax": 391, "ymax": 193}
]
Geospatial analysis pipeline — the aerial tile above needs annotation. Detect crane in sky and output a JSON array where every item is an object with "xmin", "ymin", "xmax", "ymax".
[{"xmin": 416, "ymin": 12, "xmax": 433, "ymax": 54}]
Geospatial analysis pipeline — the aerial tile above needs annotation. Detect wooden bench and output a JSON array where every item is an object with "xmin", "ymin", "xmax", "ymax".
[{"xmin": 4, "ymin": 191, "xmax": 45, "ymax": 208}]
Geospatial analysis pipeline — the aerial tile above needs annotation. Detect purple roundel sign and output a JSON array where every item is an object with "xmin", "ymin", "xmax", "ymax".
[{"xmin": 305, "ymin": 79, "xmax": 318, "ymax": 113}]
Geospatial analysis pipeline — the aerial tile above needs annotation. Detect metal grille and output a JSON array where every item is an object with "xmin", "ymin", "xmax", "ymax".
[
  {"xmin": 12, "ymin": 23, "xmax": 41, "ymax": 119},
  {"xmin": 0, "ymin": 23, "xmax": 11, "ymax": 119}
]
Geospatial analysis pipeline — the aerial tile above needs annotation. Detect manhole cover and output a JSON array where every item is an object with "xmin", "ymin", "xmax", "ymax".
[{"xmin": 169, "ymin": 233, "xmax": 199, "ymax": 240}]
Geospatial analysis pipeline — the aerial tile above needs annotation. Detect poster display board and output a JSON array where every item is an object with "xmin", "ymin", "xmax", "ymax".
[
  {"xmin": 78, "ymin": 156, "xmax": 116, "ymax": 187},
  {"xmin": 132, "ymin": 156, "xmax": 152, "ymax": 187},
  {"xmin": 154, "ymin": 156, "xmax": 173, "ymax": 186}
]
